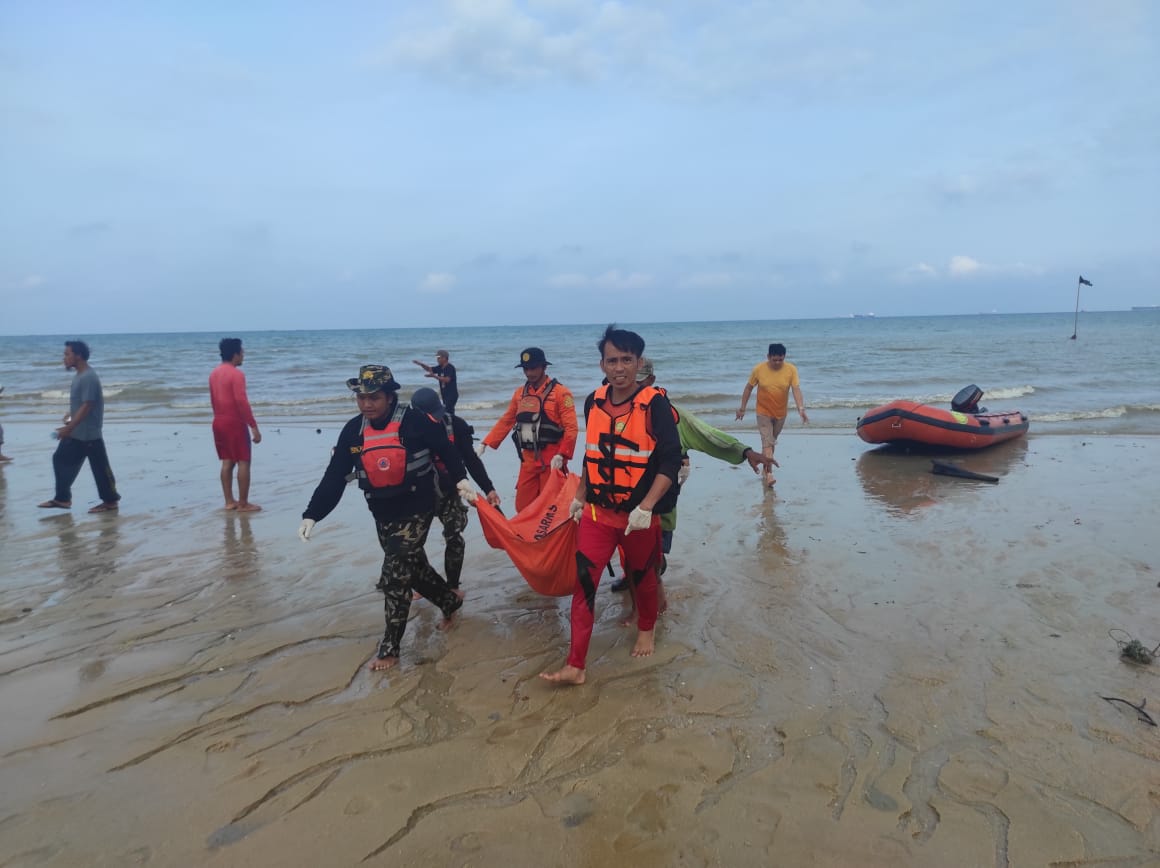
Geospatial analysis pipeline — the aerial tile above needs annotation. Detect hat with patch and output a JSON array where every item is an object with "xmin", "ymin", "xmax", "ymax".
[
  {"xmin": 635, "ymin": 357, "xmax": 655, "ymax": 383},
  {"xmin": 346, "ymin": 364, "xmax": 400, "ymax": 394},
  {"xmin": 515, "ymin": 347, "xmax": 551, "ymax": 368}
]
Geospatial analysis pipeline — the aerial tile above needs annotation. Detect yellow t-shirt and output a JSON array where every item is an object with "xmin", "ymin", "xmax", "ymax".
[{"xmin": 747, "ymin": 361, "xmax": 799, "ymax": 418}]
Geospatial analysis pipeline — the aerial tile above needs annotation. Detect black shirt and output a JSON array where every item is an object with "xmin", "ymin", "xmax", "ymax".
[
  {"xmin": 303, "ymin": 403, "xmax": 467, "ymax": 524},
  {"xmin": 435, "ymin": 414, "xmax": 495, "ymax": 496},
  {"xmin": 433, "ymin": 363, "xmax": 458, "ymax": 411}
]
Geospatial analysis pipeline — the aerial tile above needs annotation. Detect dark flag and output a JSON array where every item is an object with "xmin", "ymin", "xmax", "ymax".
[{"xmin": 1079, "ymin": 276, "xmax": 1093, "ymax": 286}]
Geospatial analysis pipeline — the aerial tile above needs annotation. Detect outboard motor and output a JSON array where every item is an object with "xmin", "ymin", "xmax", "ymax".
[{"xmin": 951, "ymin": 384, "xmax": 984, "ymax": 413}]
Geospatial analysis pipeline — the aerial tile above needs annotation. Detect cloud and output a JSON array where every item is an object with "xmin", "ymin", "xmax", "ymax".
[
  {"xmin": 375, "ymin": 0, "xmax": 620, "ymax": 85},
  {"xmin": 947, "ymin": 256, "xmax": 1044, "ymax": 278},
  {"xmin": 948, "ymin": 255, "xmax": 982, "ymax": 277},
  {"xmin": 902, "ymin": 262, "xmax": 938, "ymax": 279},
  {"xmin": 371, "ymin": 1, "xmax": 888, "ymax": 99},
  {"xmin": 420, "ymin": 272, "xmax": 456, "ymax": 293}
]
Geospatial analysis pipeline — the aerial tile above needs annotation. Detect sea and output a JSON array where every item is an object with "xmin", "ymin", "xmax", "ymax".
[{"xmin": 1, "ymin": 311, "xmax": 1158, "ymax": 437}]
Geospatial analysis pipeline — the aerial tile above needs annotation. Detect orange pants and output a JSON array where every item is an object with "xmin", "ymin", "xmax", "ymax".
[{"xmin": 514, "ymin": 452, "xmax": 565, "ymax": 512}]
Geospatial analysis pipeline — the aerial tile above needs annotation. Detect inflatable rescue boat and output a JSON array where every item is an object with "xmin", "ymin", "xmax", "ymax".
[{"xmin": 856, "ymin": 385, "xmax": 1029, "ymax": 449}]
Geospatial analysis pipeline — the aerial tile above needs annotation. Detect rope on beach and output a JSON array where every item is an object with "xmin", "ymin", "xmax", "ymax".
[{"xmin": 1109, "ymin": 628, "xmax": 1158, "ymax": 665}]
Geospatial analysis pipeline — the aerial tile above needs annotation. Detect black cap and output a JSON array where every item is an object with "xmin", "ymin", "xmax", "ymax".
[
  {"xmin": 410, "ymin": 387, "xmax": 445, "ymax": 417},
  {"xmin": 516, "ymin": 347, "xmax": 551, "ymax": 368}
]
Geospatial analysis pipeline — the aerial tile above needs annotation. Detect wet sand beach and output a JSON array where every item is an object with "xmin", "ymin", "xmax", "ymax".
[{"xmin": 0, "ymin": 422, "xmax": 1157, "ymax": 866}]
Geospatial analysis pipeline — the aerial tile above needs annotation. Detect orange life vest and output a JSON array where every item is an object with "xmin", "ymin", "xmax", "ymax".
[
  {"xmin": 583, "ymin": 384, "xmax": 670, "ymax": 509},
  {"xmin": 357, "ymin": 405, "xmax": 433, "ymax": 496}
]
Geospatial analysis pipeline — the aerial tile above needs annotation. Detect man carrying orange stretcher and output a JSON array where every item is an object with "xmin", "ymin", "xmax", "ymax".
[
  {"xmin": 539, "ymin": 324, "xmax": 682, "ymax": 686},
  {"xmin": 477, "ymin": 347, "xmax": 578, "ymax": 512}
]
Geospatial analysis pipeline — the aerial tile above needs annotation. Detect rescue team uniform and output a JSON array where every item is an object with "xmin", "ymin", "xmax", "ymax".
[
  {"xmin": 482, "ymin": 378, "xmax": 578, "ymax": 512},
  {"xmin": 209, "ymin": 362, "xmax": 258, "ymax": 461},
  {"xmin": 302, "ymin": 402, "xmax": 468, "ymax": 660},
  {"xmin": 745, "ymin": 360, "xmax": 800, "ymax": 451},
  {"xmin": 430, "ymin": 412, "xmax": 495, "ymax": 589},
  {"xmin": 569, "ymin": 384, "xmax": 681, "ymax": 671}
]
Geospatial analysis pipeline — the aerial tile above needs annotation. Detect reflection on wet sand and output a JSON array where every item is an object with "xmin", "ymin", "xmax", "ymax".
[
  {"xmin": 56, "ymin": 515, "xmax": 122, "ymax": 590},
  {"xmin": 757, "ymin": 490, "xmax": 789, "ymax": 560},
  {"xmin": 855, "ymin": 438, "xmax": 1029, "ymax": 516},
  {"xmin": 221, "ymin": 513, "xmax": 258, "ymax": 582}
]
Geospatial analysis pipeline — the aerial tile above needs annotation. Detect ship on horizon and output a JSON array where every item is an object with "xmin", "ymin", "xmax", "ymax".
[{"xmin": 1131, "ymin": 305, "xmax": 1159, "ymax": 311}]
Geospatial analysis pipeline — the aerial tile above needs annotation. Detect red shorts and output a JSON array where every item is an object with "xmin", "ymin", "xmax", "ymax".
[{"xmin": 213, "ymin": 420, "xmax": 251, "ymax": 462}]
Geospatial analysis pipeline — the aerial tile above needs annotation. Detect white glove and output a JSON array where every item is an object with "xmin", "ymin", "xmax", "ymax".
[
  {"xmin": 677, "ymin": 464, "xmax": 691, "ymax": 485},
  {"xmin": 624, "ymin": 506, "xmax": 652, "ymax": 535},
  {"xmin": 475, "ymin": 442, "xmax": 488, "ymax": 457},
  {"xmin": 549, "ymin": 454, "xmax": 564, "ymax": 471},
  {"xmin": 456, "ymin": 479, "xmax": 478, "ymax": 503},
  {"xmin": 297, "ymin": 519, "xmax": 315, "ymax": 541},
  {"xmin": 569, "ymin": 498, "xmax": 584, "ymax": 523}
]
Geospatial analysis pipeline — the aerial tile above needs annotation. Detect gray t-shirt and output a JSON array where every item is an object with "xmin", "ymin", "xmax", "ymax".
[{"xmin": 70, "ymin": 368, "xmax": 104, "ymax": 441}]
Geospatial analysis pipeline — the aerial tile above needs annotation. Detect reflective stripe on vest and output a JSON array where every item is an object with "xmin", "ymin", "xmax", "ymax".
[{"xmin": 582, "ymin": 384, "xmax": 662, "ymax": 508}]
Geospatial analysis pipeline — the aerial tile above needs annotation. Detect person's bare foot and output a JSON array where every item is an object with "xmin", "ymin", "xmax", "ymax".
[
  {"xmin": 38, "ymin": 499, "xmax": 71, "ymax": 509},
  {"xmin": 368, "ymin": 655, "xmax": 398, "ymax": 671},
  {"xmin": 763, "ymin": 475, "xmax": 776, "ymax": 488},
  {"xmin": 539, "ymin": 665, "xmax": 586, "ymax": 685},
  {"xmin": 0, "ymin": 454, "xmax": 13, "ymax": 462},
  {"xmin": 436, "ymin": 589, "xmax": 465, "ymax": 632},
  {"xmin": 631, "ymin": 629, "xmax": 655, "ymax": 657},
  {"xmin": 224, "ymin": 502, "xmax": 238, "ymax": 510},
  {"xmin": 236, "ymin": 502, "xmax": 262, "ymax": 512}
]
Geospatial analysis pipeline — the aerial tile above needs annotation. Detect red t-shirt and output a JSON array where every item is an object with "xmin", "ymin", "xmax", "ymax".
[{"xmin": 209, "ymin": 363, "xmax": 256, "ymax": 428}]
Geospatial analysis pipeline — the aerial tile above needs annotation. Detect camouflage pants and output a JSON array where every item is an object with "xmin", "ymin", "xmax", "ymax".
[
  {"xmin": 374, "ymin": 512, "xmax": 463, "ymax": 660},
  {"xmin": 434, "ymin": 491, "xmax": 468, "ymax": 588}
]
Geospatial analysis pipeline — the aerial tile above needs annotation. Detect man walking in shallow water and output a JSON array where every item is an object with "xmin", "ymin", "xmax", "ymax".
[
  {"xmin": 297, "ymin": 365, "xmax": 476, "ymax": 671},
  {"xmin": 38, "ymin": 340, "xmax": 122, "ymax": 513},
  {"xmin": 541, "ymin": 325, "xmax": 681, "ymax": 686},
  {"xmin": 736, "ymin": 342, "xmax": 808, "ymax": 487}
]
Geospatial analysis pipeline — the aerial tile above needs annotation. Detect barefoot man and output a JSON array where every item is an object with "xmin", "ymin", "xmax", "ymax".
[
  {"xmin": 210, "ymin": 338, "xmax": 262, "ymax": 511},
  {"xmin": 297, "ymin": 365, "xmax": 476, "ymax": 671},
  {"xmin": 541, "ymin": 325, "xmax": 681, "ymax": 686}
]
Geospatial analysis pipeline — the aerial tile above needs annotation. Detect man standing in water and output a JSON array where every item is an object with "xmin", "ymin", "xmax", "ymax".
[
  {"xmin": 735, "ymin": 342, "xmax": 809, "ymax": 487},
  {"xmin": 412, "ymin": 350, "xmax": 458, "ymax": 414},
  {"xmin": 297, "ymin": 365, "xmax": 475, "ymax": 671},
  {"xmin": 541, "ymin": 325, "xmax": 681, "ymax": 686},
  {"xmin": 38, "ymin": 340, "xmax": 121, "ymax": 513},
  {"xmin": 478, "ymin": 347, "xmax": 577, "ymax": 512},
  {"xmin": 210, "ymin": 337, "xmax": 262, "ymax": 511}
]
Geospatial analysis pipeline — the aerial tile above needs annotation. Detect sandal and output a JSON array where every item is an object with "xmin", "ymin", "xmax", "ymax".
[
  {"xmin": 88, "ymin": 502, "xmax": 119, "ymax": 514},
  {"xmin": 38, "ymin": 500, "xmax": 71, "ymax": 509}
]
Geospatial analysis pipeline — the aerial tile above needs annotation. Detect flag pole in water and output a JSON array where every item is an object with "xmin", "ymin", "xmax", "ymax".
[{"xmin": 1071, "ymin": 274, "xmax": 1093, "ymax": 339}]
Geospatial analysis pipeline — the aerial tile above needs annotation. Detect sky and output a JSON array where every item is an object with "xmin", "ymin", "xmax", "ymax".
[{"xmin": 1, "ymin": 0, "xmax": 1157, "ymax": 334}]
